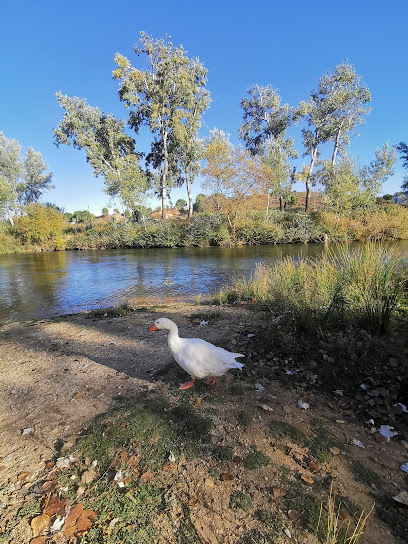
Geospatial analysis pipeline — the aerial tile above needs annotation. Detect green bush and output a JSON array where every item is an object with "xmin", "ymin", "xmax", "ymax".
[{"xmin": 12, "ymin": 204, "xmax": 64, "ymax": 247}]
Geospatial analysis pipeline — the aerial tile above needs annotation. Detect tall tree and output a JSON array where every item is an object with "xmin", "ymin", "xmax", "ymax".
[
  {"xmin": 321, "ymin": 144, "xmax": 396, "ymax": 225},
  {"xmin": 54, "ymin": 93, "xmax": 147, "ymax": 211},
  {"xmin": 0, "ymin": 132, "xmax": 53, "ymax": 223},
  {"xmin": 298, "ymin": 62, "xmax": 371, "ymax": 211},
  {"xmin": 239, "ymin": 85, "xmax": 293, "ymax": 155},
  {"xmin": 239, "ymin": 85, "xmax": 296, "ymax": 214},
  {"xmin": 113, "ymin": 33, "xmax": 209, "ymax": 220},
  {"xmin": 202, "ymin": 132, "xmax": 270, "ymax": 233}
]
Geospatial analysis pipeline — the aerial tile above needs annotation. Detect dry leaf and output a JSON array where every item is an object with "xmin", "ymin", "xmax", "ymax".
[
  {"xmin": 121, "ymin": 422, "xmax": 127, "ymax": 428},
  {"xmin": 308, "ymin": 460, "xmax": 320, "ymax": 472},
  {"xmin": 41, "ymin": 480, "xmax": 57, "ymax": 494},
  {"xmin": 188, "ymin": 495, "xmax": 198, "ymax": 506},
  {"xmin": 398, "ymin": 508, "xmax": 408, "ymax": 518},
  {"xmin": 288, "ymin": 509, "xmax": 301, "ymax": 522},
  {"xmin": 126, "ymin": 454, "xmax": 141, "ymax": 467},
  {"xmin": 272, "ymin": 487, "xmax": 287, "ymax": 498},
  {"xmin": 120, "ymin": 450, "xmax": 128, "ymax": 463},
  {"xmin": 31, "ymin": 514, "xmax": 51, "ymax": 537},
  {"xmin": 220, "ymin": 473, "xmax": 234, "ymax": 481},
  {"xmin": 30, "ymin": 537, "xmax": 49, "ymax": 544},
  {"xmin": 300, "ymin": 472, "xmax": 314, "ymax": 484},
  {"xmin": 17, "ymin": 471, "xmax": 30, "ymax": 481},
  {"xmin": 63, "ymin": 503, "xmax": 84, "ymax": 538},
  {"xmin": 329, "ymin": 447, "xmax": 340, "ymax": 455},
  {"xmin": 44, "ymin": 495, "xmax": 67, "ymax": 516},
  {"xmin": 45, "ymin": 461, "xmax": 55, "ymax": 470},
  {"xmin": 233, "ymin": 456, "xmax": 242, "ymax": 464},
  {"xmin": 63, "ymin": 503, "xmax": 96, "ymax": 538},
  {"xmin": 76, "ymin": 510, "xmax": 97, "ymax": 535},
  {"xmin": 162, "ymin": 461, "xmax": 171, "ymax": 472},
  {"xmin": 194, "ymin": 398, "xmax": 202, "ymax": 407},
  {"xmin": 140, "ymin": 471, "xmax": 153, "ymax": 482},
  {"xmin": 375, "ymin": 433, "xmax": 389, "ymax": 445}
]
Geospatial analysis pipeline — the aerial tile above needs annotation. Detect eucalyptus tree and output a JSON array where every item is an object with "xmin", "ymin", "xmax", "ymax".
[
  {"xmin": 113, "ymin": 33, "xmax": 210, "ymax": 220},
  {"xmin": 298, "ymin": 62, "xmax": 371, "ymax": 211},
  {"xmin": 239, "ymin": 85, "xmax": 297, "ymax": 213},
  {"xmin": 0, "ymin": 132, "xmax": 53, "ymax": 223},
  {"xmin": 54, "ymin": 93, "xmax": 147, "ymax": 211},
  {"xmin": 175, "ymin": 61, "xmax": 210, "ymax": 218},
  {"xmin": 322, "ymin": 144, "xmax": 396, "ymax": 226},
  {"xmin": 263, "ymin": 138, "xmax": 297, "ymax": 212}
]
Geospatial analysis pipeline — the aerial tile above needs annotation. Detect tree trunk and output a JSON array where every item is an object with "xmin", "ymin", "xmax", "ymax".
[
  {"xmin": 305, "ymin": 147, "xmax": 317, "ymax": 213},
  {"xmin": 161, "ymin": 131, "xmax": 168, "ymax": 221},
  {"xmin": 186, "ymin": 166, "xmax": 193, "ymax": 219},
  {"xmin": 161, "ymin": 158, "xmax": 168, "ymax": 221},
  {"xmin": 279, "ymin": 196, "xmax": 284, "ymax": 211},
  {"xmin": 265, "ymin": 192, "xmax": 270, "ymax": 219},
  {"xmin": 331, "ymin": 129, "xmax": 342, "ymax": 166}
]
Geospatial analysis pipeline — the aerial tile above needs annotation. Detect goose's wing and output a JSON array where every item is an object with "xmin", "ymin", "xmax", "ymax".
[{"xmin": 176, "ymin": 337, "xmax": 244, "ymax": 378}]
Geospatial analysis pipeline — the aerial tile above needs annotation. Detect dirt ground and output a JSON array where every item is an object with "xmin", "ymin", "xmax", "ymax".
[{"xmin": 0, "ymin": 303, "xmax": 407, "ymax": 543}]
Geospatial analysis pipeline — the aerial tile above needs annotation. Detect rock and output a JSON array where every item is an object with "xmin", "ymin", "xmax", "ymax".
[{"xmin": 204, "ymin": 478, "xmax": 214, "ymax": 489}]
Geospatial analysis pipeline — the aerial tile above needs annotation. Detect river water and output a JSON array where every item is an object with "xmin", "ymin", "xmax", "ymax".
[{"xmin": 1, "ymin": 241, "xmax": 407, "ymax": 322}]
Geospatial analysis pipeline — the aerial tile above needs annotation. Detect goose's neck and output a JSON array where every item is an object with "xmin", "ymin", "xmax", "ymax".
[{"xmin": 167, "ymin": 324, "xmax": 180, "ymax": 345}]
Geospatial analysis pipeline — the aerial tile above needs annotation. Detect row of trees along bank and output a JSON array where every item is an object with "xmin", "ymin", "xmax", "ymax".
[{"xmin": 2, "ymin": 34, "xmax": 408, "ymax": 232}]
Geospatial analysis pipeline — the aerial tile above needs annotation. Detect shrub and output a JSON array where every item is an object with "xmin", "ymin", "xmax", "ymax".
[{"xmin": 12, "ymin": 204, "xmax": 64, "ymax": 247}]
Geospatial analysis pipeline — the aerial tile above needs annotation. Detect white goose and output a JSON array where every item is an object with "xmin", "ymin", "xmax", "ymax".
[{"xmin": 149, "ymin": 318, "xmax": 244, "ymax": 390}]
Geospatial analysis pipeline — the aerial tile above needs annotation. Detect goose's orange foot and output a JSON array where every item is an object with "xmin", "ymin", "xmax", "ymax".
[
  {"xmin": 179, "ymin": 379, "xmax": 195, "ymax": 390},
  {"xmin": 203, "ymin": 377, "xmax": 216, "ymax": 386}
]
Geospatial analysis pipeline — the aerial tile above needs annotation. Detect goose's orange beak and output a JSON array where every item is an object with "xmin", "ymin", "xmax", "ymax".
[{"xmin": 149, "ymin": 324, "xmax": 158, "ymax": 332}]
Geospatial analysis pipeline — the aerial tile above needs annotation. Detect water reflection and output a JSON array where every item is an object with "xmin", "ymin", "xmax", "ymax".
[{"xmin": 1, "ymin": 241, "xmax": 407, "ymax": 322}]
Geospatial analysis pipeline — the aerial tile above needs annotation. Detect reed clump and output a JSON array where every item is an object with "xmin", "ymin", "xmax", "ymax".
[{"xmin": 220, "ymin": 243, "xmax": 406, "ymax": 334}]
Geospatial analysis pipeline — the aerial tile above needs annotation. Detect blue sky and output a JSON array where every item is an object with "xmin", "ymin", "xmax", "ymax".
[{"xmin": 1, "ymin": 0, "xmax": 407, "ymax": 213}]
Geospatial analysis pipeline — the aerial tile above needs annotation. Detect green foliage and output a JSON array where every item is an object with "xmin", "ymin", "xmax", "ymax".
[
  {"xmin": 243, "ymin": 449, "xmax": 271, "ymax": 469},
  {"xmin": 175, "ymin": 198, "xmax": 187, "ymax": 209},
  {"xmin": 268, "ymin": 420, "xmax": 308, "ymax": 445},
  {"xmin": 72, "ymin": 210, "xmax": 92, "ymax": 223},
  {"xmin": 0, "ymin": 132, "xmax": 53, "ymax": 221},
  {"xmin": 230, "ymin": 491, "xmax": 253, "ymax": 511},
  {"xmin": 212, "ymin": 445, "xmax": 233, "ymax": 462},
  {"xmin": 237, "ymin": 411, "xmax": 253, "ymax": 428},
  {"xmin": 102, "ymin": 207, "xmax": 109, "ymax": 216},
  {"xmin": 12, "ymin": 204, "xmax": 64, "ymax": 246},
  {"xmin": 220, "ymin": 243, "xmax": 405, "ymax": 334}
]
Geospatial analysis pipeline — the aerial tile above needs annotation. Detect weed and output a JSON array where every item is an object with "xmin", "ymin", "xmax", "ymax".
[
  {"xmin": 228, "ymin": 382, "xmax": 244, "ymax": 396},
  {"xmin": 212, "ymin": 445, "xmax": 233, "ymax": 462},
  {"xmin": 268, "ymin": 420, "xmax": 308, "ymax": 446},
  {"xmin": 243, "ymin": 450, "xmax": 271, "ymax": 470},
  {"xmin": 309, "ymin": 419, "xmax": 341, "ymax": 463},
  {"xmin": 237, "ymin": 411, "xmax": 253, "ymax": 428},
  {"xmin": 230, "ymin": 491, "xmax": 253, "ymax": 511},
  {"xmin": 170, "ymin": 403, "xmax": 213, "ymax": 441},
  {"xmin": 88, "ymin": 302, "xmax": 132, "ymax": 318},
  {"xmin": 178, "ymin": 505, "xmax": 200, "ymax": 544},
  {"xmin": 81, "ymin": 483, "xmax": 164, "ymax": 544},
  {"xmin": 350, "ymin": 461, "xmax": 383, "ymax": 490}
]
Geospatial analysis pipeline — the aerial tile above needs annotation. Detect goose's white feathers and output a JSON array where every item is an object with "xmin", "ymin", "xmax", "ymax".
[{"xmin": 151, "ymin": 318, "xmax": 244, "ymax": 379}]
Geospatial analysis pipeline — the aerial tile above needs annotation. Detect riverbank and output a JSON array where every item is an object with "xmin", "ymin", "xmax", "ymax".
[
  {"xmin": 1, "ymin": 301, "xmax": 407, "ymax": 543},
  {"xmin": 2, "ymin": 205, "xmax": 408, "ymax": 255}
]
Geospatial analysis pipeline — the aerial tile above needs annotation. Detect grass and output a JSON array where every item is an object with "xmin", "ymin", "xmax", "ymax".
[
  {"xmin": 88, "ymin": 302, "xmax": 133, "ymax": 318},
  {"xmin": 350, "ymin": 461, "xmax": 383, "ymax": 490},
  {"xmin": 230, "ymin": 491, "xmax": 253, "ymax": 511},
  {"xmin": 237, "ymin": 411, "xmax": 253, "ymax": 428},
  {"xmin": 243, "ymin": 450, "xmax": 271, "ymax": 470},
  {"xmin": 268, "ymin": 420, "xmax": 308, "ymax": 445},
  {"xmin": 218, "ymin": 243, "xmax": 406, "ymax": 335}
]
